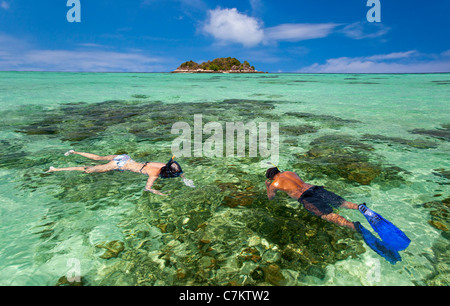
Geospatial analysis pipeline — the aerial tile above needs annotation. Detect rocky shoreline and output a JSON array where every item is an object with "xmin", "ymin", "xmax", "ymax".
[{"xmin": 172, "ymin": 68, "xmax": 265, "ymax": 74}]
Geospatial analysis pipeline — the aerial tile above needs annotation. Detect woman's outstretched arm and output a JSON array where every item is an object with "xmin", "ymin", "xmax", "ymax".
[{"xmin": 144, "ymin": 176, "xmax": 167, "ymax": 196}]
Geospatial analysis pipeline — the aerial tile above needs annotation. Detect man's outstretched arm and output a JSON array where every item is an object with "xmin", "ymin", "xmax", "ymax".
[{"xmin": 265, "ymin": 180, "xmax": 277, "ymax": 200}]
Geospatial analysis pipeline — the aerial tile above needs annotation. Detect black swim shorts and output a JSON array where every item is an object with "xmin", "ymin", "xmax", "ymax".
[{"xmin": 298, "ymin": 186, "xmax": 345, "ymax": 216}]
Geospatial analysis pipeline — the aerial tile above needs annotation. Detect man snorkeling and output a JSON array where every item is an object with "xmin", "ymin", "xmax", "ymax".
[
  {"xmin": 265, "ymin": 167, "xmax": 360, "ymax": 230},
  {"xmin": 46, "ymin": 150, "xmax": 187, "ymax": 196},
  {"xmin": 265, "ymin": 166, "xmax": 410, "ymax": 264}
]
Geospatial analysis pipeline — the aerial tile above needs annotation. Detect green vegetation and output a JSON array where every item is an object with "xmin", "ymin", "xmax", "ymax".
[{"xmin": 178, "ymin": 57, "xmax": 256, "ymax": 72}]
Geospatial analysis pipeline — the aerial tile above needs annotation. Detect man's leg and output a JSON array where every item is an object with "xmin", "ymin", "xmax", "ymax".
[
  {"xmin": 340, "ymin": 201, "xmax": 359, "ymax": 210},
  {"xmin": 321, "ymin": 213, "xmax": 356, "ymax": 231},
  {"xmin": 65, "ymin": 150, "xmax": 117, "ymax": 161}
]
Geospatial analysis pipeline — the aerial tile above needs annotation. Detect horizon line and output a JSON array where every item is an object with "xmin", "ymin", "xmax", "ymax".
[{"xmin": 1, "ymin": 70, "xmax": 450, "ymax": 75}]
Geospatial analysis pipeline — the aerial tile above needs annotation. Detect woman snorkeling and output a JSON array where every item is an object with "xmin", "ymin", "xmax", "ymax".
[{"xmin": 46, "ymin": 150, "xmax": 193, "ymax": 195}]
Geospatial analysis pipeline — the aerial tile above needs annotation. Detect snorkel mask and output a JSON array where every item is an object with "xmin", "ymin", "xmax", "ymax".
[{"xmin": 159, "ymin": 155, "xmax": 183, "ymax": 179}]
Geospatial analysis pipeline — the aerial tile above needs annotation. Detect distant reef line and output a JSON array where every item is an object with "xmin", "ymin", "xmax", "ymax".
[{"xmin": 172, "ymin": 57, "xmax": 266, "ymax": 73}]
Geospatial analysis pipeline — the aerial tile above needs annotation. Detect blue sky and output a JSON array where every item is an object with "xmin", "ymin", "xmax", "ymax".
[{"xmin": 0, "ymin": 0, "xmax": 449, "ymax": 72}]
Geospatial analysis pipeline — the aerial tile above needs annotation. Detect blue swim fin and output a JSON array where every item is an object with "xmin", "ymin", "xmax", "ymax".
[
  {"xmin": 354, "ymin": 222, "xmax": 402, "ymax": 265},
  {"xmin": 358, "ymin": 203, "xmax": 411, "ymax": 251}
]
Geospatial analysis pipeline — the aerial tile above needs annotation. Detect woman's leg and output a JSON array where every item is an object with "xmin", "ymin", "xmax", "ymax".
[
  {"xmin": 84, "ymin": 162, "xmax": 118, "ymax": 173},
  {"xmin": 46, "ymin": 161, "xmax": 118, "ymax": 173},
  {"xmin": 46, "ymin": 166, "xmax": 86, "ymax": 173},
  {"xmin": 65, "ymin": 150, "xmax": 117, "ymax": 161}
]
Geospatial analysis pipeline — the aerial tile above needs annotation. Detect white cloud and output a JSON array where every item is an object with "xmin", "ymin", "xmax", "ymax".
[
  {"xmin": 202, "ymin": 8, "xmax": 265, "ymax": 47},
  {"xmin": 365, "ymin": 50, "xmax": 418, "ymax": 61},
  {"xmin": 202, "ymin": 8, "xmax": 339, "ymax": 47},
  {"xmin": 341, "ymin": 22, "xmax": 390, "ymax": 40},
  {"xmin": 21, "ymin": 50, "xmax": 162, "ymax": 72},
  {"xmin": 441, "ymin": 50, "xmax": 450, "ymax": 57},
  {"xmin": 1, "ymin": 1, "xmax": 10, "ymax": 10},
  {"xmin": 77, "ymin": 43, "xmax": 108, "ymax": 48},
  {"xmin": 0, "ymin": 33, "xmax": 28, "ymax": 50},
  {"xmin": 249, "ymin": 0, "xmax": 263, "ymax": 16},
  {"xmin": 299, "ymin": 51, "xmax": 450, "ymax": 73},
  {"xmin": 201, "ymin": 8, "xmax": 393, "ymax": 48},
  {"xmin": 0, "ymin": 33, "xmax": 169, "ymax": 72},
  {"xmin": 265, "ymin": 23, "xmax": 339, "ymax": 42}
]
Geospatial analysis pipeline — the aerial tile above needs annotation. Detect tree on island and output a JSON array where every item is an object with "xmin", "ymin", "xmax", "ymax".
[{"xmin": 177, "ymin": 57, "xmax": 257, "ymax": 72}]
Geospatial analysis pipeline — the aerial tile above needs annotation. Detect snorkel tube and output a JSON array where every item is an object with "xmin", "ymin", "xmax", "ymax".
[{"xmin": 161, "ymin": 155, "xmax": 196, "ymax": 187}]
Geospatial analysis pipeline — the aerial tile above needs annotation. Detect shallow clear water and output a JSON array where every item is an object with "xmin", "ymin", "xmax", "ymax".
[{"xmin": 0, "ymin": 72, "xmax": 448, "ymax": 286}]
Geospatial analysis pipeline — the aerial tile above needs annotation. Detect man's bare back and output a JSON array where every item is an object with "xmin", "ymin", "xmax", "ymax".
[{"xmin": 265, "ymin": 171, "xmax": 313, "ymax": 200}]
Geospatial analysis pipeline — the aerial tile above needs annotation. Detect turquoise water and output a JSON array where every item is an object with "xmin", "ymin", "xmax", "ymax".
[{"xmin": 0, "ymin": 71, "xmax": 448, "ymax": 286}]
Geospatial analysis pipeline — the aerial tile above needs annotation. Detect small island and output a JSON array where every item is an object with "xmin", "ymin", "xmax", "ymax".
[{"xmin": 172, "ymin": 57, "xmax": 264, "ymax": 73}]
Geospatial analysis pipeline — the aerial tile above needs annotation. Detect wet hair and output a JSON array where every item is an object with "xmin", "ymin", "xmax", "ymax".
[
  {"xmin": 265, "ymin": 167, "xmax": 280, "ymax": 180},
  {"xmin": 159, "ymin": 160, "xmax": 183, "ymax": 179}
]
